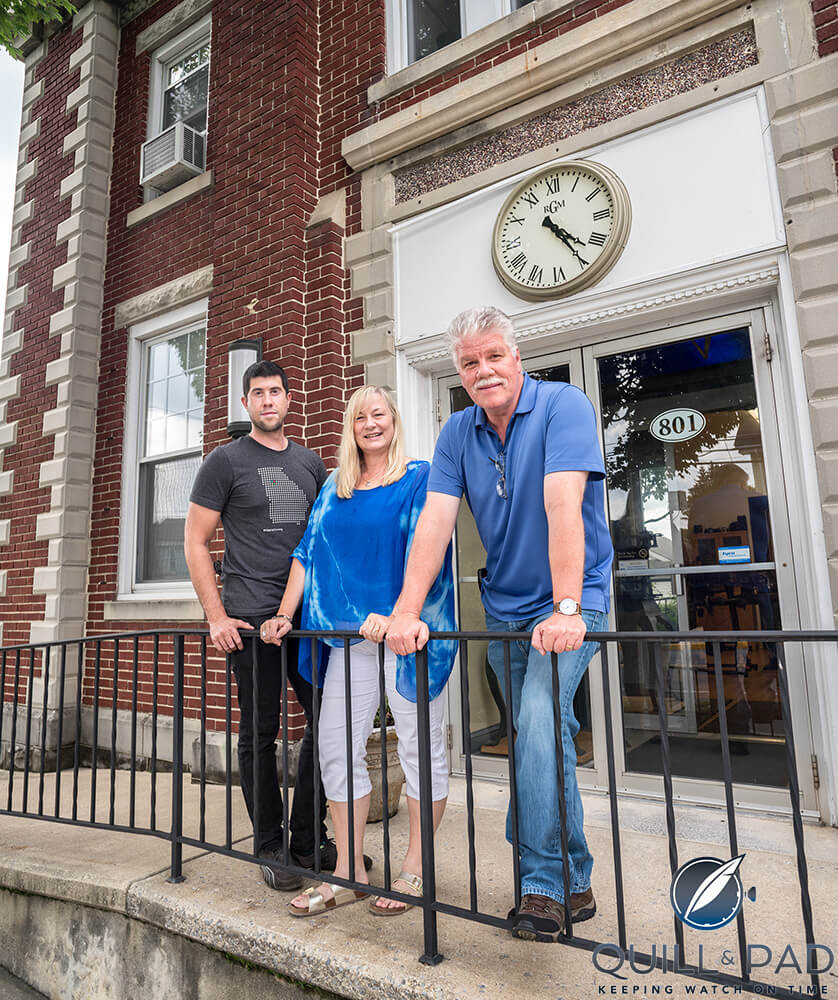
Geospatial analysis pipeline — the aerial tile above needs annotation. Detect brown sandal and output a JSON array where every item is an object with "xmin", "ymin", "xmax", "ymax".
[
  {"xmin": 287, "ymin": 883, "xmax": 367, "ymax": 918},
  {"xmin": 368, "ymin": 871, "xmax": 423, "ymax": 916}
]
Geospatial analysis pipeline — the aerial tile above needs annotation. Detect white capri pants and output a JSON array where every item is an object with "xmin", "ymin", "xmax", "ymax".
[{"xmin": 318, "ymin": 640, "xmax": 448, "ymax": 803}]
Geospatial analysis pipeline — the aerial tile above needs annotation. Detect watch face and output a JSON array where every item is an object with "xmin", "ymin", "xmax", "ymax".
[
  {"xmin": 558, "ymin": 599, "xmax": 579, "ymax": 615},
  {"xmin": 492, "ymin": 160, "xmax": 631, "ymax": 301}
]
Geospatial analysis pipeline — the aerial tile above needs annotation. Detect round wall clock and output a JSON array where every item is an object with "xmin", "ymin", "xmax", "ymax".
[{"xmin": 491, "ymin": 159, "xmax": 631, "ymax": 301}]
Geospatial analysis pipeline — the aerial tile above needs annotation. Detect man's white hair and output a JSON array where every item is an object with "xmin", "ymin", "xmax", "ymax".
[{"xmin": 445, "ymin": 306, "xmax": 517, "ymax": 365}]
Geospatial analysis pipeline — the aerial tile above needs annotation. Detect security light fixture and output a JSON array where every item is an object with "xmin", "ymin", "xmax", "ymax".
[{"xmin": 227, "ymin": 338, "xmax": 262, "ymax": 438}]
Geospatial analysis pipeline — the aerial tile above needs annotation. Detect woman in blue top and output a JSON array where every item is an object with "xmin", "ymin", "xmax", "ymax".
[{"xmin": 266, "ymin": 385, "xmax": 456, "ymax": 918}]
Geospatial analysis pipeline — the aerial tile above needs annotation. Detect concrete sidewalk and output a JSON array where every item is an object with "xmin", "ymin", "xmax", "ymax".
[{"xmin": 0, "ymin": 768, "xmax": 836, "ymax": 1000}]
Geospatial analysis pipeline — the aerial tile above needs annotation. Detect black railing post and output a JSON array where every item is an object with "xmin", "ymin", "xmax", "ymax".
[
  {"xmin": 6, "ymin": 648, "xmax": 21, "ymax": 811},
  {"xmin": 415, "ymin": 644, "xmax": 442, "ymax": 965},
  {"xmin": 458, "ymin": 639, "xmax": 478, "ymax": 913},
  {"xmin": 377, "ymin": 641, "xmax": 391, "ymax": 891},
  {"xmin": 502, "ymin": 639, "xmax": 522, "ymax": 913},
  {"xmin": 550, "ymin": 651, "xmax": 573, "ymax": 936},
  {"xmin": 168, "ymin": 633, "xmax": 186, "ymax": 883},
  {"xmin": 774, "ymin": 642, "xmax": 818, "ymax": 993},
  {"xmin": 653, "ymin": 641, "xmax": 684, "ymax": 958},
  {"xmin": 54, "ymin": 643, "xmax": 67, "ymax": 817},
  {"xmin": 343, "ymin": 639, "xmax": 356, "ymax": 883},
  {"xmin": 711, "ymin": 640, "xmax": 749, "ymax": 981},
  {"xmin": 599, "ymin": 640, "xmax": 627, "ymax": 950}
]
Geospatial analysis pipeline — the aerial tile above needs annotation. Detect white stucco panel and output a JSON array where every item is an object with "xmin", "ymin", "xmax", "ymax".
[{"xmin": 393, "ymin": 90, "xmax": 784, "ymax": 344}]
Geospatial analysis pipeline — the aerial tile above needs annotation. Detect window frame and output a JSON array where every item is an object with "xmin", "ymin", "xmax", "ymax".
[
  {"xmin": 117, "ymin": 298, "xmax": 208, "ymax": 601},
  {"xmin": 387, "ymin": 0, "xmax": 529, "ymax": 73},
  {"xmin": 146, "ymin": 14, "xmax": 212, "ymax": 141}
]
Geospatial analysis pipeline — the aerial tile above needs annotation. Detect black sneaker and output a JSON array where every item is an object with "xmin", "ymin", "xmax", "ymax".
[
  {"xmin": 258, "ymin": 848, "xmax": 303, "ymax": 892},
  {"xmin": 293, "ymin": 837, "xmax": 373, "ymax": 873}
]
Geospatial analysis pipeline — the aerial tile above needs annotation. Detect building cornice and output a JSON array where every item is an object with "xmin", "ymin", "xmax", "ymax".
[
  {"xmin": 402, "ymin": 253, "xmax": 783, "ymax": 372},
  {"xmin": 342, "ymin": 0, "xmax": 744, "ymax": 172}
]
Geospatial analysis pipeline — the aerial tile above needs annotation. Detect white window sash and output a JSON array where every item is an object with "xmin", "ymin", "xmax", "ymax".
[{"xmin": 118, "ymin": 298, "xmax": 208, "ymax": 600}]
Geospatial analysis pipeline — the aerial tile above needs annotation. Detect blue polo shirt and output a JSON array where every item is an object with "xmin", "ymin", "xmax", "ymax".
[{"xmin": 428, "ymin": 373, "xmax": 613, "ymax": 620}]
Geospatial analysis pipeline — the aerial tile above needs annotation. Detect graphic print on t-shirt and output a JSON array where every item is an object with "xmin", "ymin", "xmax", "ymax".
[{"xmin": 258, "ymin": 467, "xmax": 310, "ymax": 528}]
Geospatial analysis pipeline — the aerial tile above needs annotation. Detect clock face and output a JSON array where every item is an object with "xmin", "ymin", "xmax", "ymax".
[{"xmin": 492, "ymin": 160, "xmax": 631, "ymax": 301}]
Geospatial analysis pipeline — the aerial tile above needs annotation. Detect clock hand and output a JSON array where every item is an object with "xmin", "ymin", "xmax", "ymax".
[{"xmin": 541, "ymin": 216, "xmax": 589, "ymax": 267}]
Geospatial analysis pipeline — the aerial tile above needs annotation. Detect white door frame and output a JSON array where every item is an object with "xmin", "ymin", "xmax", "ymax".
[{"xmin": 433, "ymin": 302, "xmax": 819, "ymax": 817}]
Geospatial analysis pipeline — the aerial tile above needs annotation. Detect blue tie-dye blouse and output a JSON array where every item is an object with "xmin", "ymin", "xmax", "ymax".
[{"xmin": 292, "ymin": 460, "xmax": 456, "ymax": 702}]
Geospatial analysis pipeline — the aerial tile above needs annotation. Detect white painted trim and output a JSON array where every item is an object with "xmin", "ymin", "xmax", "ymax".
[
  {"xmin": 117, "ymin": 298, "xmax": 208, "ymax": 600},
  {"xmin": 380, "ymin": 0, "xmax": 559, "ymax": 87}
]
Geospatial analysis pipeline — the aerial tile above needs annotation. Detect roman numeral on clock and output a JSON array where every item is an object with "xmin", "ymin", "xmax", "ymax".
[
  {"xmin": 585, "ymin": 188, "xmax": 599, "ymax": 202},
  {"xmin": 544, "ymin": 176, "xmax": 560, "ymax": 195},
  {"xmin": 528, "ymin": 265, "xmax": 543, "ymax": 283},
  {"xmin": 553, "ymin": 266, "xmax": 566, "ymax": 283},
  {"xmin": 522, "ymin": 191, "xmax": 539, "ymax": 207},
  {"xmin": 508, "ymin": 214, "xmax": 524, "ymax": 226},
  {"xmin": 593, "ymin": 209, "xmax": 610, "ymax": 221},
  {"xmin": 588, "ymin": 231, "xmax": 607, "ymax": 246},
  {"xmin": 505, "ymin": 236, "xmax": 521, "ymax": 251},
  {"xmin": 509, "ymin": 252, "xmax": 527, "ymax": 272}
]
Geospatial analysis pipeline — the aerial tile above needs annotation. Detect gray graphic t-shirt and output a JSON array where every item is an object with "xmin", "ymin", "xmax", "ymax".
[{"xmin": 190, "ymin": 436, "xmax": 327, "ymax": 616}]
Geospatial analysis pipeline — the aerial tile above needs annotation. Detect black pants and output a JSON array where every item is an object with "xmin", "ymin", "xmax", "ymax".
[{"xmin": 231, "ymin": 616, "xmax": 327, "ymax": 857}]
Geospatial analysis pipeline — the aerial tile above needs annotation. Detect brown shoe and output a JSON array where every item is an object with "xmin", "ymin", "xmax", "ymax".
[
  {"xmin": 570, "ymin": 887, "xmax": 597, "ymax": 923},
  {"xmin": 510, "ymin": 889, "xmax": 597, "ymax": 942}
]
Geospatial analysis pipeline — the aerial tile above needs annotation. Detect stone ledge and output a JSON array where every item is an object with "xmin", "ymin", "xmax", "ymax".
[
  {"xmin": 343, "ymin": 0, "xmax": 743, "ymax": 169},
  {"xmin": 126, "ymin": 170, "xmax": 213, "ymax": 229},
  {"xmin": 103, "ymin": 598, "xmax": 204, "ymax": 622},
  {"xmin": 368, "ymin": 0, "xmax": 571, "ymax": 104}
]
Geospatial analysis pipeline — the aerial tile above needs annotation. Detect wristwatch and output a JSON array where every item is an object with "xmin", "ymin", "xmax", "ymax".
[{"xmin": 554, "ymin": 598, "xmax": 581, "ymax": 616}]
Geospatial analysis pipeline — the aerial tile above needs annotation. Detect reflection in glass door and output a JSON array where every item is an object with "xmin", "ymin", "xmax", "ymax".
[
  {"xmin": 597, "ymin": 327, "xmax": 788, "ymax": 787},
  {"xmin": 443, "ymin": 357, "xmax": 596, "ymax": 773}
]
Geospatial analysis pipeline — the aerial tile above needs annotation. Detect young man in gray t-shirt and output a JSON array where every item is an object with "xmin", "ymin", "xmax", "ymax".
[{"xmin": 186, "ymin": 360, "xmax": 345, "ymax": 891}]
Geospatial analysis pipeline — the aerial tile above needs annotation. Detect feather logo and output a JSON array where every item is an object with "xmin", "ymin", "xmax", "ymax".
[
  {"xmin": 684, "ymin": 855, "xmax": 745, "ymax": 919},
  {"xmin": 671, "ymin": 854, "xmax": 746, "ymax": 930}
]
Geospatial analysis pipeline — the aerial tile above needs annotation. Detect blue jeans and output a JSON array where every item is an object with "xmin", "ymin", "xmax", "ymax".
[{"xmin": 486, "ymin": 608, "xmax": 607, "ymax": 903}]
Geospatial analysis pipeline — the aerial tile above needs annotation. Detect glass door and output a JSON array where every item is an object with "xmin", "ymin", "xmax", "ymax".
[
  {"xmin": 587, "ymin": 312, "xmax": 815, "ymax": 806},
  {"xmin": 439, "ymin": 350, "xmax": 605, "ymax": 784},
  {"xmin": 437, "ymin": 310, "xmax": 814, "ymax": 809}
]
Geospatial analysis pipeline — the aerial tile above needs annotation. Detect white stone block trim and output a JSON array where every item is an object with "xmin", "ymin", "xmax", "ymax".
[
  {"xmin": 30, "ymin": 1, "xmax": 119, "ymax": 652},
  {"xmin": 0, "ymin": 38, "xmax": 46, "ymax": 563}
]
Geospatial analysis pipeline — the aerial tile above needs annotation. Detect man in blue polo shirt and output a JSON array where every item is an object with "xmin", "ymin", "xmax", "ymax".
[{"xmin": 387, "ymin": 305, "xmax": 612, "ymax": 942}]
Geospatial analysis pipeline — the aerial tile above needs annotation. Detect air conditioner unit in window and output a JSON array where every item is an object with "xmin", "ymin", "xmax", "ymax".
[{"xmin": 140, "ymin": 122, "xmax": 206, "ymax": 192}]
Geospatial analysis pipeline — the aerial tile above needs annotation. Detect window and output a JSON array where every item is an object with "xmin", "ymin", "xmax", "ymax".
[
  {"xmin": 389, "ymin": 0, "xmax": 536, "ymax": 71},
  {"xmin": 119, "ymin": 301, "xmax": 207, "ymax": 596},
  {"xmin": 161, "ymin": 39, "xmax": 210, "ymax": 133},
  {"xmin": 148, "ymin": 16, "xmax": 211, "ymax": 139}
]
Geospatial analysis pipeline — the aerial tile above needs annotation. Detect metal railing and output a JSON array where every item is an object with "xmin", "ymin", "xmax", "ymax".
[{"xmin": 0, "ymin": 627, "xmax": 834, "ymax": 996}]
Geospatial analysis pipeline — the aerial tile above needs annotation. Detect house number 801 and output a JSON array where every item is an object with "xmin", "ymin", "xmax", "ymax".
[{"xmin": 649, "ymin": 408, "xmax": 706, "ymax": 443}]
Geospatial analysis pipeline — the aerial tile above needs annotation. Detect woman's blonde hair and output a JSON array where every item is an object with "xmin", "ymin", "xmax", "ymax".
[{"xmin": 336, "ymin": 385, "xmax": 407, "ymax": 498}]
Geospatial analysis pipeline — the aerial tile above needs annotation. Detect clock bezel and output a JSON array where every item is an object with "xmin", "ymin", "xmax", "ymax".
[{"xmin": 491, "ymin": 159, "xmax": 632, "ymax": 302}]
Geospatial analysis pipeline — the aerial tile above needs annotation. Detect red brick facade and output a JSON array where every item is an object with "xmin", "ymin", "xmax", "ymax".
[
  {"xmin": 0, "ymin": 26, "xmax": 83, "ymax": 697},
  {"xmin": 1, "ymin": 0, "xmax": 833, "ymax": 744},
  {"xmin": 812, "ymin": 0, "xmax": 838, "ymax": 56}
]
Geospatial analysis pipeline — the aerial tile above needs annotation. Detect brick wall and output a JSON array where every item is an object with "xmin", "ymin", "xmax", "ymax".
[
  {"xmin": 80, "ymin": 0, "xmax": 386, "ymax": 737},
  {"xmin": 0, "ymin": 22, "xmax": 83, "ymax": 698},
  {"xmin": 812, "ymin": 0, "xmax": 838, "ymax": 56}
]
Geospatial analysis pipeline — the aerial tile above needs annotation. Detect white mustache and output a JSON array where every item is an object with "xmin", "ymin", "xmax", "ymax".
[{"xmin": 475, "ymin": 377, "xmax": 503, "ymax": 389}]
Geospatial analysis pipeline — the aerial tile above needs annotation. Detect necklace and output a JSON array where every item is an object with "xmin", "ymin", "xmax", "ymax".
[{"xmin": 360, "ymin": 467, "xmax": 385, "ymax": 487}]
